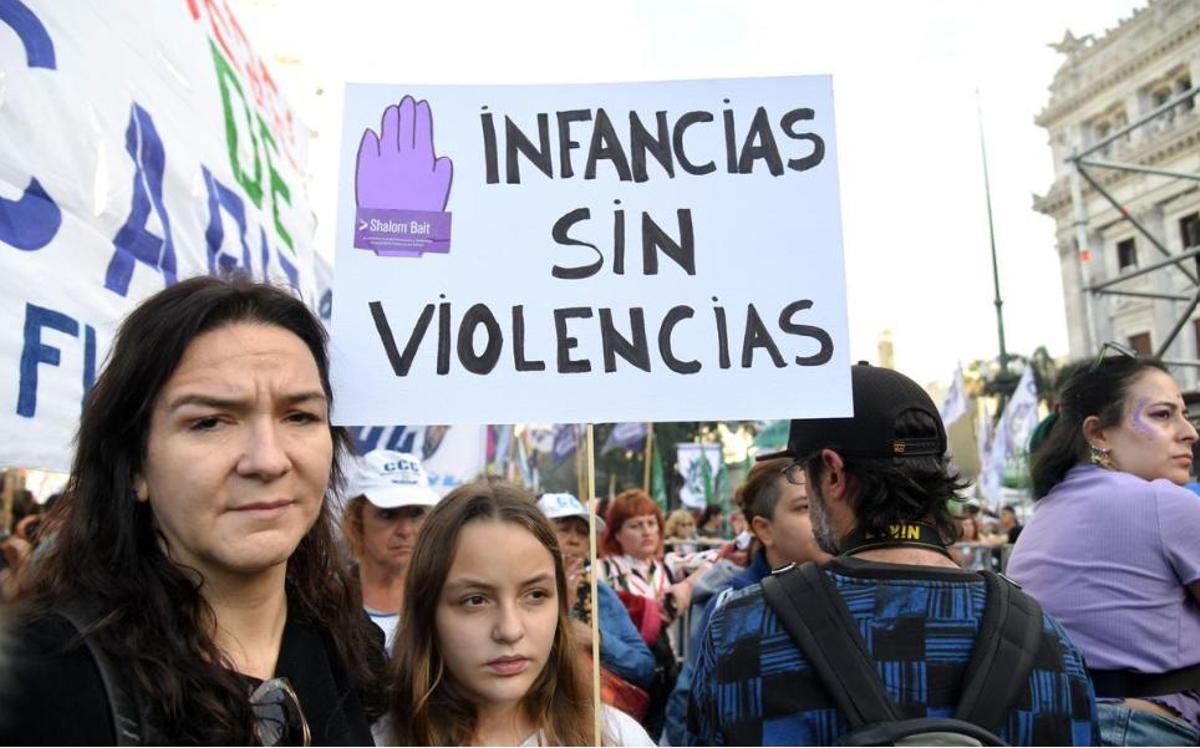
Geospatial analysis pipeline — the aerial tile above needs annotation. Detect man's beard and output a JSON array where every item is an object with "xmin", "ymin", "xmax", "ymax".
[{"xmin": 808, "ymin": 480, "xmax": 841, "ymax": 556}]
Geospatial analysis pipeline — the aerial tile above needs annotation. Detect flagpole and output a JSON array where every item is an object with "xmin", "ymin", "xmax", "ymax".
[
  {"xmin": 584, "ymin": 423, "xmax": 602, "ymax": 747},
  {"xmin": 978, "ymin": 90, "xmax": 1010, "ymax": 378},
  {"xmin": 575, "ymin": 426, "xmax": 586, "ymax": 503},
  {"xmin": 642, "ymin": 422, "xmax": 654, "ymax": 493}
]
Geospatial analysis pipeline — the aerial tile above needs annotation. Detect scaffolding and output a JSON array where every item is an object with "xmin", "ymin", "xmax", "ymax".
[{"xmin": 1068, "ymin": 83, "xmax": 1200, "ymax": 365}]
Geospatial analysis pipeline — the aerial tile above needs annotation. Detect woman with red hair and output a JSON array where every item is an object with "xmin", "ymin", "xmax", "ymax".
[
  {"xmin": 598, "ymin": 490, "xmax": 714, "ymax": 633},
  {"xmin": 598, "ymin": 490, "xmax": 715, "ymax": 739}
]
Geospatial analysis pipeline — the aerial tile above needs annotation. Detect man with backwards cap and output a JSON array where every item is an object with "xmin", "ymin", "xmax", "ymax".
[
  {"xmin": 536, "ymin": 492, "xmax": 655, "ymax": 691},
  {"xmin": 684, "ymin": 363, "xmax": 1099, "ymax": 746},
  {"xmin": 343, "ymin": 450, "xmax": 440, "ymax": 652}
]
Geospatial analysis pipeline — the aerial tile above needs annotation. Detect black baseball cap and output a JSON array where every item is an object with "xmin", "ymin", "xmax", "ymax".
[{"xmin": 759, "ymin": 362, "xmax": 947, "ymax": 461}]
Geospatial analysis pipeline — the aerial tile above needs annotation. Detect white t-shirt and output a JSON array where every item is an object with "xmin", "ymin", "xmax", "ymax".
[
  {"xmin": 520, "ymin": 706, "xmax": 654, "ymax": 746},
  {"xmin": 364, "ymin": 605, "xmax": 399, "ymax": 653},
  {"xmin": 373, "ymin": 704, "xmax": 654, "ymax": 746}
]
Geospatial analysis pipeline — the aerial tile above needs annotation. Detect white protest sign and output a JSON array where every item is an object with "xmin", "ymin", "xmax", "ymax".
[
  {"xmin": 331, "ymin": 77, "xmax": 851, "ymax": 425},
  {"xmin": 0, "ymin": 1, "xmax": 320, "ymax": 471}
]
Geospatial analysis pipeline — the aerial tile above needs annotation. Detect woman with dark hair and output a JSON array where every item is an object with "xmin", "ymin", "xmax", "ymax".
[
  {"xmin": 0, "ymin": 276, "xmax": 383, "ymax": 744},
  {"xmin": 1008, "ymin": 353, "xmax": 1200, "ymax": 746},
  {"xmin": 386, "ymin": 479, "xmax": 651, "ymax": 746},
  {"xmin": 662, "ymin": 456, "xmax": 831, "ymax": 745},
  {"xmin": 695, "ymin": 505, "xmax": 723, "ymax": 538}
]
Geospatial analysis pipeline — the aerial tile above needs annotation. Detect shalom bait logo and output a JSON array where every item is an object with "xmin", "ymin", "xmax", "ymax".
[{"xmin": 353, "ymin": 96, "xmax": 453, "ymax": 257}]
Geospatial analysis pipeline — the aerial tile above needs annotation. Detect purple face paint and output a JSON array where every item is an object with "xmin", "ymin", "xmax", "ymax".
[{"xmin": 1130, "ymin": 397, "xmax": 1156, "ymax": 438}]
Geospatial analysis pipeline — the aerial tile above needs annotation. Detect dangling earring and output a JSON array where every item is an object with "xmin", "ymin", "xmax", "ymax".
[{"xmin": 1089, "ymin": 444, "xmax": 1113, "ymax": 469}]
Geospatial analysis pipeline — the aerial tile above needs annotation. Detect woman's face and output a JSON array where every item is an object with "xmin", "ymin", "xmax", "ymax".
[
  {"xmin": 358, "ymin": 503, "xmax": 427, "ymax": 575},
  {"xmin": 552, "ymin": 517, "xmax": 588, "ymax": 563},
  {"xmin": 135, "ymin": 323, "xmax": 332, "ymax": 582},
  {"xmin": 730, "ymin": 512, "xmax": 747, "ymax": 536},
  {"xmin": 958, "ymin": 517, "xmax": 977, "ymax": 542},
  {"xmin": 1098, "ymin": 369, "xmax": 1198, "ymax": 485},
  {"xmin": 436, "ymin": 520, "xmax": 559, "ymax": 714},
  {"xmin": 669, "ymin": 514, "xmax": 696, "ymax": 539},
  {"xmin": 615, "ymin": 512, "xmax": 660, "ymax": 559}
]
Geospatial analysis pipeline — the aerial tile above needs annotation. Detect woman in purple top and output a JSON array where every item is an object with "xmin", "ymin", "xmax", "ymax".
[{"xmin": 1008, "ymin": 353, "xmax": 1200, "ymax": 746}]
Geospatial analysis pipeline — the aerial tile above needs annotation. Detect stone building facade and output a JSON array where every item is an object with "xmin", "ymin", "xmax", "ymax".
[{"xmin": 1034, "ymin": 0, "xmax": 1200, "ymax": 382}]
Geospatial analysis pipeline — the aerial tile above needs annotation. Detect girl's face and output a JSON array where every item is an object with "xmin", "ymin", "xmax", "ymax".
[
  {"xmin": 615, "ymin": 512, "xmax": 660, "ymax": 560},
  {"xmin": 959, "ymin": 517, "xmax": 977, "ymax": 542},
  {"xmin": 435, "ymin": 520, "xmax": 559, "ymax": 715},
  {"xmin": 757, "ymin": 477, "xmax": 827, "ymax": 566},
  {"xmin": 1097, "ymin": 369, "xmax": 1198, "ymax": 485},
  {"xmin": 552, "ymin": 517, "xmax": 588, "ymax": 564}
]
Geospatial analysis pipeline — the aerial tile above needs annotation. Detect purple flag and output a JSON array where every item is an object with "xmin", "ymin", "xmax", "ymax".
[{"xmin": 601, "ymin": 422, "xmax": 648, "ymax": 453}]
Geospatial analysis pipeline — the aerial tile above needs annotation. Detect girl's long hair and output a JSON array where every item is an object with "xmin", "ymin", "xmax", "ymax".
[
  {"xmin": 15, "ymin": 276, "xmax": 385, "ymax": 743},
  {"xmin": 388, "ymin": 480, "xmax": 595, "ymax": 746}
]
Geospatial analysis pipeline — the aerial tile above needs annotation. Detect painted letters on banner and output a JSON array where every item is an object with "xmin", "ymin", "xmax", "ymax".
[
  {"xmin": 331, "ymin": 77, "xmax": 852, "ymax": 425},
  {"xmin": 0, "ymin": 1, "xmax": 320, "ymax": 471}
]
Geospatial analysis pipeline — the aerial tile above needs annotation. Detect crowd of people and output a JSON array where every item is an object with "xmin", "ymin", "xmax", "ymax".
[{"xmin": 0, "ymin": 275, "xmax": 1198, "ymax": 746}]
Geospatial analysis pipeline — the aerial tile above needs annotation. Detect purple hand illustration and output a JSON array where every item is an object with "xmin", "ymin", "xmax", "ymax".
[{"xmin": 356, "ymin": 96, "xmax": 453, "ymax": 211}]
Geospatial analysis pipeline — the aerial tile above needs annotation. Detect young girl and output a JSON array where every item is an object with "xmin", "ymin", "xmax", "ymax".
[{"xmin": 387, "ymin": 480, "xmax": 651, "ymax": 746}]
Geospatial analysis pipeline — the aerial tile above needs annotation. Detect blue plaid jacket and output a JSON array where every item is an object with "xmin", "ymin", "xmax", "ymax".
[{"xmin": 685, "ymin": 557, "xmax": 1100, "ymax": 746}]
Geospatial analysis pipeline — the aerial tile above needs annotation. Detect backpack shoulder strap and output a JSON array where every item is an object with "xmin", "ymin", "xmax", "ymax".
[
  {"xmin": 761, "ymin": 562, "xmax": 898, "ymax": 729},
  {"xmin": 953, "ymin": 571, "xmax": 1044, "ymax": 732},
  {"xmin": 57, "ymin": 602, "xmax": 147, "ymax": 746}
]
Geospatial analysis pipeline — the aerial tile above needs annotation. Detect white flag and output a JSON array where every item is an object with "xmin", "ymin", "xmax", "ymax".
[
  {"xmin": 977, "ymin": 406, "xmax": 996, "ymax": 500},
  {"xmin": 676, "ymin": 443, "xmax": 723, "ymax": 510},
  {"xmin": 939, "ymin": 363, "xmax": 969, "ymax": 427},
  {"xmin": 982, "ymin": 366, "xmax": 1039, "ymax": 503}
]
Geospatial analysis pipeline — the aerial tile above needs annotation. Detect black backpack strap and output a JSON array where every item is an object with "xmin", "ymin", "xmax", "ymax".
[
  {"xmin": 953, "ymin": 571, "xmax": 1044, "ymax": 732},
  {"xmin": 837, "ymin": 717, "xmax": 1009, "ymax": 746},
  {"xmin": 761, "ymin": 562, "xmax": 899, "ymax": 729},
  {"xmin": 57, "ymin": 602, "xmax": 146, "ymax": 746},
  {"xmin": 1088, "ymin": 663, "xmax": 1200, "ymax": 698}
]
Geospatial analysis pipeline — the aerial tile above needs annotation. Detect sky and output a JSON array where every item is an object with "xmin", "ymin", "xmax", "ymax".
[{"xmin": 230, "ymin": 0, "xmax": 1145, "ymax": 389}]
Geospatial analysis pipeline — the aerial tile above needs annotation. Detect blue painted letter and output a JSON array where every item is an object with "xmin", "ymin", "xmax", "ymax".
[
  {"xmin": 18, "ymin": 303, "xmax": 78, "ymax": 417},
  {"xmin": 106, "ymin": 103, "xmax": 177, "ymax": 295}
]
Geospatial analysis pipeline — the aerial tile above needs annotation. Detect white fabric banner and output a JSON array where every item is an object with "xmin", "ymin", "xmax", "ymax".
[
  {"xmin": 329, "ymin": 76, "xmax": 852, "ymax": 425},
  {"xmin": 0, "ymin": 2, "xmax": 320, "ymax": 471}
]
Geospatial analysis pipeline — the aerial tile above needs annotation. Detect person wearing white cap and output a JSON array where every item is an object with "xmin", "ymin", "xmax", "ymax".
[
  {"xmin": 535, "ymin": 493, "xmax": 655, "ymax": 694},
  {"xmin": 342, "ymin": 449, "xmax": 440, "ymax": 651}
]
